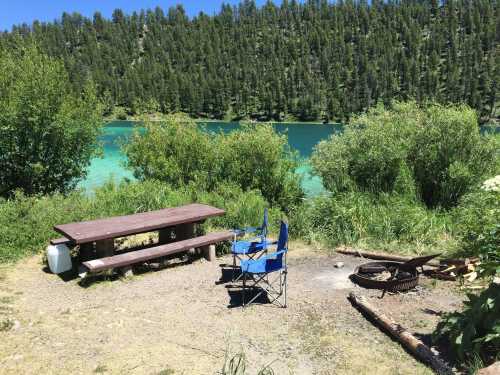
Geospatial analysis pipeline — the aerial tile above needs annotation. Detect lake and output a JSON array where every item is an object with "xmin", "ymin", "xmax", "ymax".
[{"xmin": 80, "ymin": 121, "xmax": 343, "ymax": 195}]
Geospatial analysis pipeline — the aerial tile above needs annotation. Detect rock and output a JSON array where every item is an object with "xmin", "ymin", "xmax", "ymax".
[
  {"xmin": 334, "ymin": 262, "xmax": 344, "ymax": 268},
  {"xmin": 12, "ymin": 320, "xmax": 21, "ymax": 331},
  {"xmin": 478, "ymin": 362, "xmax": 500, "ymax": 375},
  {"xmin": 120, "ymin": 266, "xmax": 133, "ymax": 278}
]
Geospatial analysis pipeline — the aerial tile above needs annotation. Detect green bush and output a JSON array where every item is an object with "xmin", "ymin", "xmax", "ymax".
[
  {"xmin": 124, "ymin": 115, "xmax": 303, "ymax": 209},
  {"xmin": 434, "ymin": 283, "xmax": 500, "ymax": 364},
  {"xmin": 125, "ymin": 116, "xmax": 216, "ymax": 188},
  {"xmin": 408, "ymin": 104, "xmax": 497, "ymax": 208},
  {"xmin": 311, "ymin": 102, "xmax": 417, "ymax": 195},
  {"xmin": 290, "ymin": 192, "xmax": 453, "ymax": 254},
  {"xmin": 0, "ymin": 46, "xmax": 102, "ymax": 197},
  {"xmin": 453, "ymin": 188, "xmax": 500, "ymax": 278},
  {"xmin": 311, "ymin": 101, "xmax": 497, "ymax": 209},
  {"xmin": 217, "ymin": 124, "xmax": 303, "ymax": 209},
  {"xmin": 0, "ymin": 180, "xmax": 280, "ymax": 264}
]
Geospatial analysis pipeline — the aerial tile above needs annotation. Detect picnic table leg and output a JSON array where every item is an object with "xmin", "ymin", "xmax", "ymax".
[
  {"xmin": 95, "ymin": 238, "xmax": 115, "ymax": 275},
  {"xmin": 203, "ymin": 244, "xmax": 216, "ymax": 261},
  {"xmin": 95, "ymin": 238, "xmax": 115, "ymax": 258},
  {"xmin": 176, "ymin": 223, "xmax": 196, "ymax": 255},
  {"xmin": 158, "ymin": 227, "xmax": 173, "ymax": 244},
  {"xmin": 79, "ymin": 243, "xmax": 94, "ymax": 262}
]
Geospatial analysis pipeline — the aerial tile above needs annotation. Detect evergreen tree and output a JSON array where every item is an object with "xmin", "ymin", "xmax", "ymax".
[{"xmin": 1, "ymin": 0, "xmax": 497, "ymax": 122}]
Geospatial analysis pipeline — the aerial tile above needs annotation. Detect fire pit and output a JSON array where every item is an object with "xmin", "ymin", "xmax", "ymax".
[
  {"xmin": 350, "ymin": 254, "xmax": 441, "ymax": 293},
  {"xmin": 350, "ymin": 261, "xmax": 419, "ymax": 292}
]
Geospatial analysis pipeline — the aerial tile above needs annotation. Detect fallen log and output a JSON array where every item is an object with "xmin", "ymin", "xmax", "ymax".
[
  {"xmin": 348, "ymin": 292, "xmax": 453, "ymax": 375},
  {"xmin": 337, "ymin": 248, "xmax": 440, "ymax": 267}
]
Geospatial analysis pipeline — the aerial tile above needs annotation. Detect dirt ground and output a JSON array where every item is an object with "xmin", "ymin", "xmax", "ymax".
[{"xmin": 0, "ymin": 243, "xmax": 463, "ymax": 375}]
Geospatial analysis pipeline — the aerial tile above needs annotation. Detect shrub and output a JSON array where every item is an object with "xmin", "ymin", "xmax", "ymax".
[
  {"xmin": 408, "ymin": 104, "xmax": 497, "ymax": 208},
  {"xmin": 311, "ymin": 102, "xmax": 417, "ymax": 195},
  {"xmin": 0, "ymin": 46, "xmax": 102, "ymax": 197},
  {"xmin": 124, "ymin": 115, "xmax": 303, "ymax": 209},
  {"xmin": 434, "ymin": 283, "xmax": 500, "ymax": 365},
  {"xmin": 453, "ymin": 188, "xmax": 500, "ymax": 278},
  {"xmin": 0, "ymin": 180, "xmax": 280, "ymax": 264},
  {"xmin": 217, "ymin": 124, "xmax": 303, "ymax": 208},
  {"xmin": 435, "ymin": 181, "xmax": 500, "ymax": 367},
  {"xmin": 311, "ymin": 101, "xmax": 497, "ymax": 209},
  {"xmin": 125, "ymin": 116, "xmax": 216, "ymax": 188}
]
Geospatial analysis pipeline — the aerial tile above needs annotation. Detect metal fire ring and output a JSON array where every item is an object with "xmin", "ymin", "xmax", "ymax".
[{"xmin": 350, "ymin": 261, "xmax": 419, "ymax": 292}]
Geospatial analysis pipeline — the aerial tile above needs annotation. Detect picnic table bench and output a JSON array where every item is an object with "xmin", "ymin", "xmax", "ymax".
[{"xmin": 52, "ymin": 203, "xmax": 233, "ymax": 275}]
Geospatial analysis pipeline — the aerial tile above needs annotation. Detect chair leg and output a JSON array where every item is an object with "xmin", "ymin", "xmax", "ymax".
[
  {"xmin": 232, "ymin": 253, "xmax": 235, "ymax": 281},
  {"xmin": 242, "ymin": 272, "xmax": 246, "ymax": 308},
  {"xmin": 283, "ymin": 270, "xmax": 287, "ymax": 308}
]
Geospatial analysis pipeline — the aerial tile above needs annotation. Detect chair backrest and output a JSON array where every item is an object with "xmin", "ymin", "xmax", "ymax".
[
  {"xmin": 276, "ymin": 220, "xmax": 288, "ymax": 253},
  {"xmin": 265, "ymin": 220, "xmax": 288, "ymax": 273}
]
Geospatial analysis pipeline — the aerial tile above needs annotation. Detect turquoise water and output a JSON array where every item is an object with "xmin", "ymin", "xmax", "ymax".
[{"xmin": 80, "ymin": 121, "xmax": 342, "ymax": 195}]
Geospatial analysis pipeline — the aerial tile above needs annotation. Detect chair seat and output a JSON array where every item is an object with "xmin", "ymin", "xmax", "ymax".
[
  {"xmin": 240, "ymin": 253, "xmax": 286, "ymax": 274},
  {"xmin": 232, "ymin": 240, "xmax": 267, "ymax": 255}
]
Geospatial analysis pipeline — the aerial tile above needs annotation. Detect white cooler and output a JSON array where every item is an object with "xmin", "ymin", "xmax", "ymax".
[{"xmin": 47, "ymin": 244, "xmax": 72, "ymax": 274}]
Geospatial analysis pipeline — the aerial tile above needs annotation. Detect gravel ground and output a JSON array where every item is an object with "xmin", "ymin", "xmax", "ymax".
[{"xmin": 0, "ymin": 243, "xmax": 463, "ymax": 374}]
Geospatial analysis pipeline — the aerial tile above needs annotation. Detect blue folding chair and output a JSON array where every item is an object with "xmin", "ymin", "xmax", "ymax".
[
  {"xmin": 231, "ymin": 208, "xmax": 270, "ymax": 281},
  {"xmin": 240, "ymin": 220, "xmax": 288, "ymax": 308}
]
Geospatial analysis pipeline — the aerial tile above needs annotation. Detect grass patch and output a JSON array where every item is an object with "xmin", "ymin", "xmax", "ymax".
[
  {"xmin": 0, "ymin": 318, "xmax": 14, "ymax": 331},
  {"xmin": 156, "ymin": 369, "xmax": 175, "ymax": 375}
]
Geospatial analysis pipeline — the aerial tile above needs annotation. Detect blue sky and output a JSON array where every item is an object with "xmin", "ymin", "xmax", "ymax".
[{"xmin": 0, "ymin": 0, "xmax": 274, "ymax": 31}]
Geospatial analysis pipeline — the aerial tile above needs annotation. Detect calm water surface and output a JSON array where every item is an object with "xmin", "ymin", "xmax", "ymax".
[{"xmin": 80, "ymin": 121, "xmax": 342, "ymax": 195}]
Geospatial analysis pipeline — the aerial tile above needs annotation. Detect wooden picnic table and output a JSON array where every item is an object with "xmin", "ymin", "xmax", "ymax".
[
  {"xmin": 54, "ymin": 203, "xmax": 227, "ymax": 267},
  {"xmin": 55, "ymin": 203, "xmax": 225, "ymax": 244}
]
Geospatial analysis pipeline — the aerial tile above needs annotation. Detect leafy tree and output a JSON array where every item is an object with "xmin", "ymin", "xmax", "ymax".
[{"xmin": 0, "ymin": 46, "xmax": 102, "ymax": 196}]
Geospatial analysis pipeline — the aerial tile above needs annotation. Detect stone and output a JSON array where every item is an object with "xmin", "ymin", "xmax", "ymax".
[
  {"xmin": 334, "ymin": 262, "xmax": 344, "ymax": 268},
  {"xmin": 120, "ymin": 266, "xmax": 133, "ymax": 278},
  {"xmin": 12, "ymin": 320, "xmax": 21, "ymax": 331}
]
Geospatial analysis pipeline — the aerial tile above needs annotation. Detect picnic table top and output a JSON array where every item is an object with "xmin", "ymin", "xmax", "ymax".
[{"xmin": 54, "ymin": 203, "xmax": 225, "ymax": 244}]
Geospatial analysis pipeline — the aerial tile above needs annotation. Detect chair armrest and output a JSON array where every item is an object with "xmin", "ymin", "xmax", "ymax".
[
  {"xmin": 232, "ymin": 226, "xmax": 262, "ymax": 237},
  {"xmin": 262, "ymin": 250, "xmax": 287, "ymax": 260}
]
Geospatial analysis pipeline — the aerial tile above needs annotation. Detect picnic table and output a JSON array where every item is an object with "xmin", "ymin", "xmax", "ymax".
[{"xmin": 52, "ymin": 203, "xmax": 233, "ymax": 275}]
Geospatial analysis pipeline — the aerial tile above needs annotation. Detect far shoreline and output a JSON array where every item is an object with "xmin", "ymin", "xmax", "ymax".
[{"xmin": 104, "ymin": 111, "xmax": 342, "ymax": 126}]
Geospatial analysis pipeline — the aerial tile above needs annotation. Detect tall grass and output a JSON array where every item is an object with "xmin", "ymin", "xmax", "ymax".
[{"xmin": 289, "ymin": 192, "xmax": 456, "ymax": 255}]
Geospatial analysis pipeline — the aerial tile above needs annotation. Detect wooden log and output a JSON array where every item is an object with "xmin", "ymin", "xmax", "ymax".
[
  {"xmin": 337, "ymin": 248, "xmax": 440, "ymax": 267},
  {"xmin": 348, "ymin": 292, "xmax": 453, "ymax": 375}
]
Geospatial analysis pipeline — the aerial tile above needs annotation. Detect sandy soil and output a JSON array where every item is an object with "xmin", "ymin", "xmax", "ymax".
[{"xmin": 0, "ymin": 243, "xmax": 463, "ymax": 375}]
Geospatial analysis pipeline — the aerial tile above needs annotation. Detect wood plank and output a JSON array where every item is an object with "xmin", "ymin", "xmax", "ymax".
[
  {"xmin": 82, "ymin": 231, "xmax": 233, "ymax": 272},
  {"xmin": 54, "ymin": 204, "xmax": 225, "ymax": 244},
  {"xmin": 50, "ymin": 237, "xmax": 71, "ymax": 246}
]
